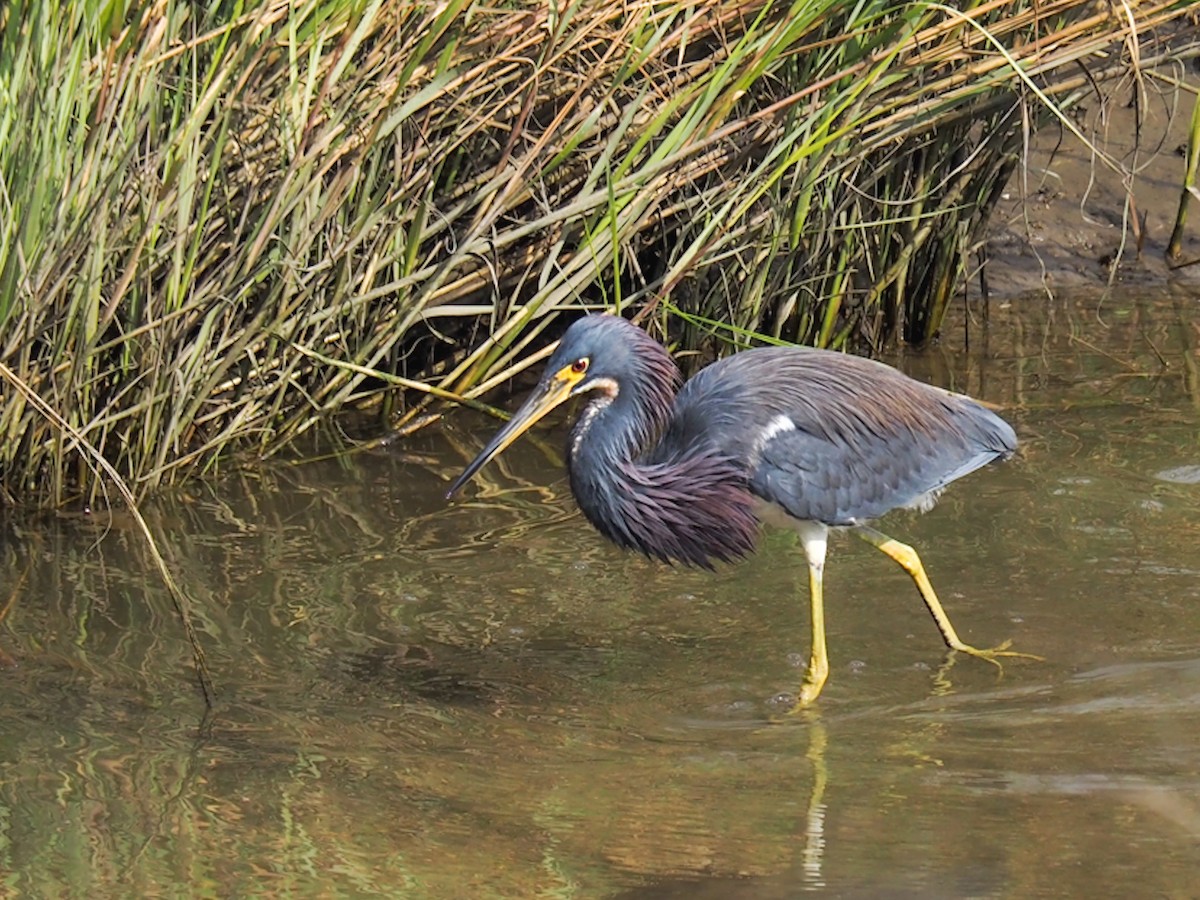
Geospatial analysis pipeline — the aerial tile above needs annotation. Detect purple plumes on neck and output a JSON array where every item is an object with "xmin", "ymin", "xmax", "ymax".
[{"xmin": 566, "ymin": 331, "xmax": 760, "ymax": 569}]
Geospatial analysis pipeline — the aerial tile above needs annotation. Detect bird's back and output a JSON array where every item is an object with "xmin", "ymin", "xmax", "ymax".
[{"xmin": 656, "ymin": 346, "xmax": 1016, "ymax": 526}]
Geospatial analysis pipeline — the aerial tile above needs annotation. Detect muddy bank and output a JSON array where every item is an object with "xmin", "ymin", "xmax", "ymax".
[{"xmin": 981, "ymin": 85, "xmax": 1199, "ymax": 297}]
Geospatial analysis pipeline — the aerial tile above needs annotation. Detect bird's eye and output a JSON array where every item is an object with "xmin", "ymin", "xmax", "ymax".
[{"xmin": 571, "ymin": 358, "xmax": 589, "ymax": 375}]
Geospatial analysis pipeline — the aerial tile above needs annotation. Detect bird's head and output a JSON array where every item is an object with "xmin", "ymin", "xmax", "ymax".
[{"xmin": 446, "ymin": 315, "xmax": 669, "ymax": 497}]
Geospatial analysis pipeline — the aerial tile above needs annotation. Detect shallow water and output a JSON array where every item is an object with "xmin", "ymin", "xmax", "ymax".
[{"xmin": 2, "ymin": 289, "xmax": 1200, "ymax": 897}]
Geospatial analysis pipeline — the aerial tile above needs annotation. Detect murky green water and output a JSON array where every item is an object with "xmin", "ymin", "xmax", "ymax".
[{"xmin": 3, "ymin": 290, "xmax": 1200, "ymax": 897}]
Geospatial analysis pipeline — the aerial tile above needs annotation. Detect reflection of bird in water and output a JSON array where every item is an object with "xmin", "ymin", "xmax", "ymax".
[{"xmin": 448, "ymin": 315, "xmax": 1034, "ymax": 706}]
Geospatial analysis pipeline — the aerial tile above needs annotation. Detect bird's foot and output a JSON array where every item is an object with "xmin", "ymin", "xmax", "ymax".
[
  {"xmin": 950, "ymin": 639, "xmax": 1044, "ymax": 669},
  {"xmin": 792, "ymin": 683, "xmax": 822, "ymax": 711},
  {"xmin": 786, "ymin": 665, "xmax": 830, "ymax": 713}
]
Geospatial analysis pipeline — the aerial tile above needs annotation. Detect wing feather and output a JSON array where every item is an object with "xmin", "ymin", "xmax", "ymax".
[{"xmin": 663, "ymin": 346, "xmax": 1016, "ymax": 525}]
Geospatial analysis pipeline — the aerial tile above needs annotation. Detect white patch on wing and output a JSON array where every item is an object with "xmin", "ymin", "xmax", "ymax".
[{"xmin": 751, "ymin": 413, "xmax": 796, "ymax": 465}]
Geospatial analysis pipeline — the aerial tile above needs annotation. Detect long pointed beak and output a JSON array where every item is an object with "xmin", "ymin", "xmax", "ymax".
[{"xmin": 445, "ymin": 375, "xmax": 575, "ymax": 498}]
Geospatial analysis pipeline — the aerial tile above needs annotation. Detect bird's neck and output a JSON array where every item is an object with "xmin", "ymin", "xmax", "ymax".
[{"xmin": 566, "ymin": 385, "xmax": 759, "ymax": 569}]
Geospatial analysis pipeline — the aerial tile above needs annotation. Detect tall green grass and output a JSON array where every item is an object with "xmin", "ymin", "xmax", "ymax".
[{"xmin": 0, "ymin": 0, "xmax": 1195, "ymax": 507}]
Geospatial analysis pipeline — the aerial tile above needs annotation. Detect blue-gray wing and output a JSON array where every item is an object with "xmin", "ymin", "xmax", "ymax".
[
  {"xmin": 748, "ymin": 404, "xmax": 1011, "ymax": 524},
  {"xmin": 662, "ymin": 345, "xmax": 1017, "ymax": 526}
]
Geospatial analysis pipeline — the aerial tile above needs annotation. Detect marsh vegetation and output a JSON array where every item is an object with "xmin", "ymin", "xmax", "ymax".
[{"xmin": 0, "ymin": 1, "xmax": 1196, "ymax": 507}]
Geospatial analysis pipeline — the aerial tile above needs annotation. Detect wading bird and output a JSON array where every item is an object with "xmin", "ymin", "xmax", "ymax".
[{"xmin": 447, "ymin": 315, "xmax": 1031, "ymax": 707}]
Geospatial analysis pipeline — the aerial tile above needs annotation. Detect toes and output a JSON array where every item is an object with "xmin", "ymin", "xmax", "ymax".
[{"xmin": 954, "ymin": 642, "xmax": 1042, "ymax": 664}]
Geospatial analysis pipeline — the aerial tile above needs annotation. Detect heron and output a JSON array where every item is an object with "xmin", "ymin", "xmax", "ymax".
[{"xmin": 446, "ymin": 314, "xmax": 1032, "ymax": 707}]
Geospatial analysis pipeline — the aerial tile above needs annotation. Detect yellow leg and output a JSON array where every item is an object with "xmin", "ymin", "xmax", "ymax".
[
  {"xmin": 851, "ymin": 524, "xmax": 1040, "ymax": 665},
  {"xmin": 794, "ymin": 523, "xmax": 830, "ymax": 709}
]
